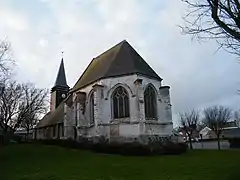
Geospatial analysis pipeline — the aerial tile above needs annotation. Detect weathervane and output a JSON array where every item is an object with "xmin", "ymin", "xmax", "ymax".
[{"xmin": 61, "ymin": 51, "xmax": 64, "ymax": 58}]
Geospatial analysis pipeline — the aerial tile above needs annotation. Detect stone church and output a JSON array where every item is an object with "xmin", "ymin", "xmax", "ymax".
[{"xmin": 35, "ymin": 40, "xmax": 173, "ymax": 143}]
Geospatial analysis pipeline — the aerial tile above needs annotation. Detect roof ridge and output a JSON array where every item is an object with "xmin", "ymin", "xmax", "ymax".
[
  {"xmin": 104, "ymin": 41, "xmax": 125, "ymax": 76},
  {"xmin": 70, "ymin": 58, "xmax": 95, "ymax": 92},
  {"xmin": 71, "ymin": 40, "xmax": 126, "ymax": 92},
  {"xmin": 127, "ymin": 43, "xmax": 162, "ymax": 80},
  {"xmin": 93, "ymin": 40, "xmax": 126, "ymax": 60}
]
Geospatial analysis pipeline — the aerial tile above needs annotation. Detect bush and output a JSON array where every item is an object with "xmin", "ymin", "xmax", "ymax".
[
  {"xmin": 91, "ymin": 141, "xmax": 187, "ymax": 156},
  {"xmin": 91, "ymin": 141, "xmax": 151, "ymax": 156},
  {"xmin": 120, "ymin": 142, "xmax": 153, "ymax": 156},
  {"xmin": 0, "ymin": 133, "xmax": 22, "ymax": 146},
  {"xmin": 34, "ymin": 138, "xmax": 188, "ymax": 156},
  {"xmin": 229, "ymin": 138, "xmax": 240, "ymax": 148},
  {"xmin": 161, "ymin": 141, "xmax": 188, "ymax": 155},
  {"xmin": 93, "ymin": 142, "xmax": 121, "ymax": 154},
  {"xmin": 0, "ymin": 135, "xmax": 7, "ymax": 146},
  {"xmin": 35, "ymin": 139, "xmax": 85, "ymax": 149}
]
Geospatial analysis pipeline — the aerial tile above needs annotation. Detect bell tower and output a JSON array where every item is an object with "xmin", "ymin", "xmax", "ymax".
[{"xmin": 50, "ymin": 57, "xmax": 69, "ymax": 111}]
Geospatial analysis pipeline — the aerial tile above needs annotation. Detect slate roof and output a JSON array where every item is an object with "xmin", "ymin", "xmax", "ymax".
[
  {"xmin": 54, "ymin": 58, "xmax": 69, "ymax": 88},
  {"xmin": 36, "ymin": 103, "xmax": 64, "ymax": 128},
  {"xmin": 71, "ymin": 40, "xmax": 162, "ymax": 92},
  {"xmin": 36, "ymin": 112, "xmax": 51, "ymax": 128}
]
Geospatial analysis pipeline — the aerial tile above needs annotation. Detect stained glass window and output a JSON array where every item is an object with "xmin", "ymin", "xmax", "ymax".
[
  {"xmin": 144, "ymin": 85, "xmax": 157, "ymax": 119},
  {"xmin": 112, "ymin": 86, "xmax": 130, "ymax": 119}
]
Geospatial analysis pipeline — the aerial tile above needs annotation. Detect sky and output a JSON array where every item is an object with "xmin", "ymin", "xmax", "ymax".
[{"xmin": 0, "ymin": 0, "xmax": 240, "ymax": 126}]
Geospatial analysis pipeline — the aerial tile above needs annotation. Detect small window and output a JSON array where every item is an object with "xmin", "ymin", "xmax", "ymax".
[
  {"xmin": 144, "ymin": 85, "xmax": 157, "ymax": 119},
  {"xmin": 112, "ymin": 86, "xmax": 130, "ymax": 119},
  {"xmin": 90, "ymin": 92, "xmax": 95, "ymax": 124}
]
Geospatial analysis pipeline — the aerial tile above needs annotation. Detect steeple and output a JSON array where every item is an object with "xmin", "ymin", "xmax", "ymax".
[
  {"xmin": 50, "ymin": 56, "xmax": 69, "ymax": 111},
  {"xmin": 54, "ymin": 58, "xmax": 68, "ymax": 87}
]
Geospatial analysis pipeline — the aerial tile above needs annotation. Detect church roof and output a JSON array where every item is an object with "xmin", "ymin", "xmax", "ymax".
[
  {"xmin": 54, "ymin": 58, "xmax": 68, "ymax": 88},
  {"xmin": 36, "ymin": 103, "xmax": 64, "ymax": 128},
  {"xmin": 71, "ymin": 40, "xmax": 162, "ymax": 92},
  {"xmin": 36, "ymin": 112, "xmax": 51, "ymax": 128}
]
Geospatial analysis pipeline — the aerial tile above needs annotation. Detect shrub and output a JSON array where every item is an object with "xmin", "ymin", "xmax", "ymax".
[
  {"xmin": 120, "ymin": 142, "xmax": 152, "ymax": 156},
  {"xmin": 0, "ymin": 133, "xmax": 22, "ymax": 146},
  {"xmin": 0, "ymin": 135, "xmax": 7, "ymax": 146},
  {"xmin": 34, "ymin": 138, "xmax": 188, "ymax": 156},
  {"xmin": 228, "ymin": 138, "xmax": 240, "ymax": 148},
  {"xmin": 161, "ymin": 141, "xmax": 188, "ymax": 155},
  {"xmin": 91, "ymin": 141, "xmax": 151, "ymax": 156},
  {"xmin": 92, "ymin": 140, "xmax": 187, "ymax": 156}
]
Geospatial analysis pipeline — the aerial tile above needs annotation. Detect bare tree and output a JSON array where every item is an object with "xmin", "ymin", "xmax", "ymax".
[
  {"xmin": 0, "ymin": 39, "xmax": 15, "ymax": 101},
  {"xmin": 180, "ymin": 0, "xmax": 240, "ymax": 56},
  {"xmin": 234, "ymin": 109, "xmax": 240, "ymax": 127},
  {"xmin": 203, "ymin": 105, "xmax": 232, "ymax": 149},
  {"xmin": 179, "ymin": 109, "xmax": 200, "ymax": 149},
  {"xmin": 0, "ymin": 40, "xmax": 15, "ymax": 77},
  {"xmin": 0, "ymin": 80, "xmax": 23, "ymax": 133},
  {"xmin": 16, "ymin": 83, "xmax": 49, "ymax": 139},
  {"xmin": 0, "ymin": 81, "xmax": 48, "ymax": 137}
]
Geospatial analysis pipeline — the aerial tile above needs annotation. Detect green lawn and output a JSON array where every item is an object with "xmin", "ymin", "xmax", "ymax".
[{"xmin": 1, "ymin": 144, "xmax": 240, "ymax": 180}]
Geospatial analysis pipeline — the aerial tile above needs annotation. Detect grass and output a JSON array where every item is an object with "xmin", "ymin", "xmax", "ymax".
[{"xmin": 1, "ymin": 144, "xmax": 240, "ymax": 180}]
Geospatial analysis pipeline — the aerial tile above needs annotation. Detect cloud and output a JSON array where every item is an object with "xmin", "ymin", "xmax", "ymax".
[{"xmin": 0, "ymin": 0, "xmax": 240, "ymax": 126}]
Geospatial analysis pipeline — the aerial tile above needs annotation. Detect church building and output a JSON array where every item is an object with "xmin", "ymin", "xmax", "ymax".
[{"xmin": 35, "ymin": 40, "xmax": 173, "ymax": 144}]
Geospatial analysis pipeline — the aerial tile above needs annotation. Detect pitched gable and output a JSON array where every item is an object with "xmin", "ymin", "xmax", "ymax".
[{"xmin": 71, "ymin": 40, "xmax": 162, "ymax": 92}]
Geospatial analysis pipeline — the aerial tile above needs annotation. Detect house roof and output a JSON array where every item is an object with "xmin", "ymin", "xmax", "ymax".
[
  {"xmin": 199, "ymin": 127, "xmax": 212, "ymax": 136},
  {"xmin": 71, "ymin": 40, "xmax": 162, "ymax": 92}
]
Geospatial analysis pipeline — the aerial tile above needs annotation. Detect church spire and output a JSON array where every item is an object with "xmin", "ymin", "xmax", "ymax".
[
  {"xmin": 50, "ymin": 54, "xmax": 69, "ymax": 111},
  {"xmin": 54, "ymin": 54, "xmax": 68, "ymax": 87}
]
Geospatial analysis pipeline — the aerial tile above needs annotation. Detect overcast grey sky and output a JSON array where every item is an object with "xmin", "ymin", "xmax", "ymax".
[{"xmin": 0, "ymin": 0, "xmax": 240, "ymax": 125}]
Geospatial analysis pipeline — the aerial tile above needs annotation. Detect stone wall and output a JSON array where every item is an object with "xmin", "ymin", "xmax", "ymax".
[{"xmin": 64, "ymin": 74, "xmax": 173, "ymax": 141}]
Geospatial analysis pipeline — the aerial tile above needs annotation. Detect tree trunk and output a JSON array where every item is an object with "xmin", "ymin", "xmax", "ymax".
[
  {"xmin": 26, "ymin": 128, "xmax": 29, "ymax": 141},
  {"xmin": 3, "ymin": 124, "xmax": 8, "ymax": 134},
  {"xmin": 217, "ymin": 134, "xmax": 221, "ymax": 150},
  {"xmin": 188, "ymin": 135, "xmax": 193, "ymax": 149}
]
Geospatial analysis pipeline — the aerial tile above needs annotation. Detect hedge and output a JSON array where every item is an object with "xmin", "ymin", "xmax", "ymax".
[
  {"xmin": 228, "ymin": 138, "xmax": 240, "ymax": 148},
  {"xmin": 34, "ymin": 137, "xmax": 188, "ymax": 156}
]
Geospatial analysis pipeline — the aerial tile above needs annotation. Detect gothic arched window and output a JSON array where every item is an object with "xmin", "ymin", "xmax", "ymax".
[
  {"xmin": 112, "ymin": 86, "xmax": 130, "ymax": 119},
  {"xmin": 89, "ymin": 92, "xmax": 95, "ymax": 124},
  {"xmin": 144, "ymin": 85, "xmax": 157, "ymax": 119}
]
